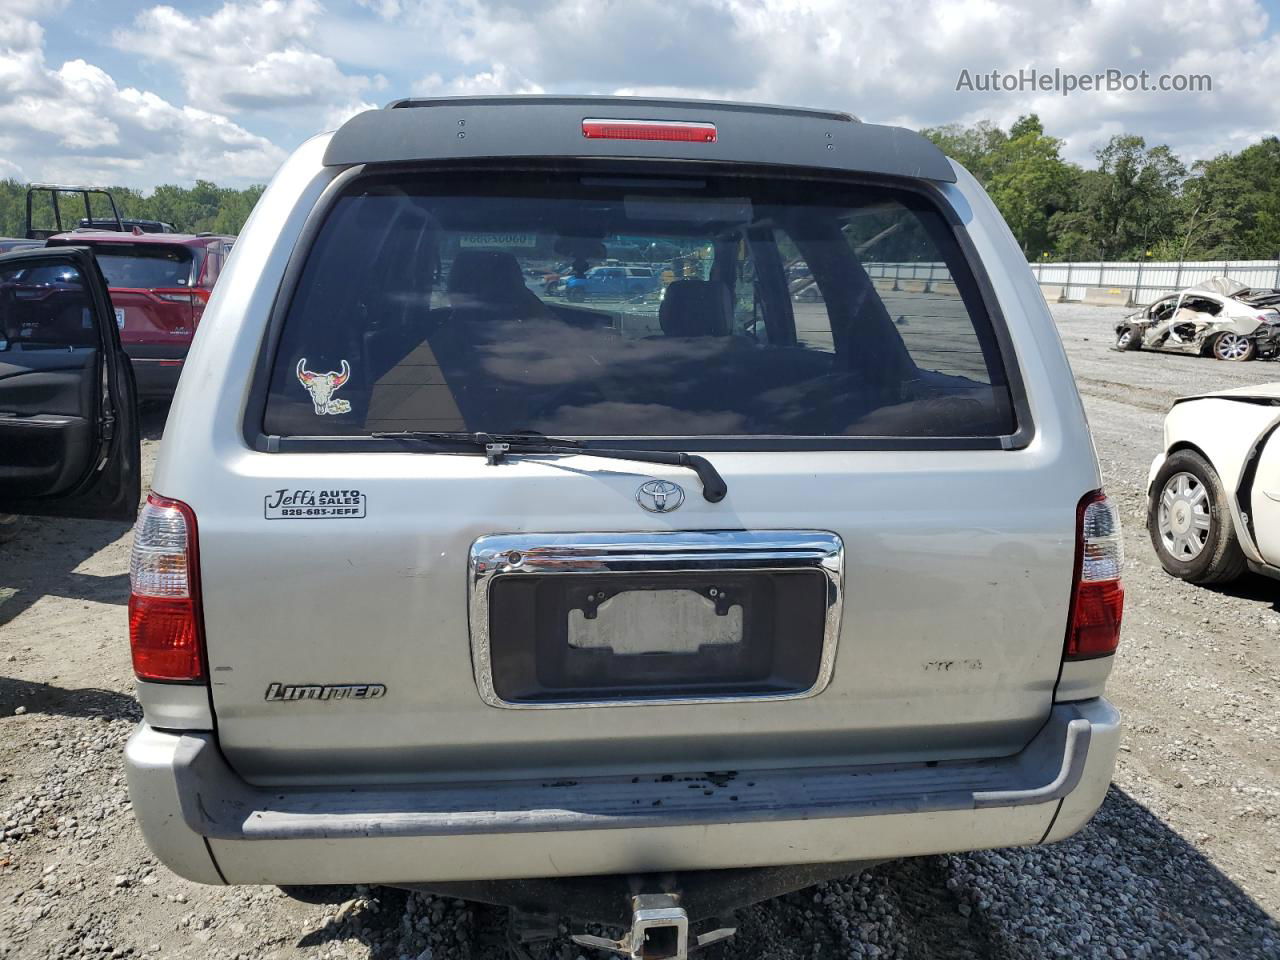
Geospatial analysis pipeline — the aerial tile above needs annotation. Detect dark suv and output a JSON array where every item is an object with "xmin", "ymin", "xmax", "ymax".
[{"xmin": 45, "ymin": 231, "xmax": 233, "ymax": 396}]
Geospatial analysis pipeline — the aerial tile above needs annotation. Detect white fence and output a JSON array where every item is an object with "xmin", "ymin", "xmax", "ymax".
[
  {"xmin": 863, "ymin": 261, "xmax": 951, "ymax": 285},
  {"xmin": 1032, "ymin": 260, "xmax": 1280, "ymax": 304},
  {"xmin": 862, "ymin": 259, "xmax": 1280, "ymax": 306}
]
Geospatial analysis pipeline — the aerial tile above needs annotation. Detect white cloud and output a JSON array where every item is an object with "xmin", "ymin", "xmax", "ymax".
[
  {"xmin": 0, "ymin": 10, "xmax": 286, "ymax": 187},
  {"xmin": 321, "ymin": 98, "xmax": 380, "ymax": 132},
  {"xmin": 6, "ymin": 0, "xmax": 1280, "ymax": 190},
  {"xmin": 378, "ymin": 0, "xmax": 1280, "ymax": 167},
  {"xmin": 417, "ymin": 63, "xmax": 544, "ymax": 97},
  {"xmin": 354, "ymin": 0, "xmax": 401, "ymax": 17},
  {"xmin": 0, "ymin": 0, "xmax": 70, "ymax": 15},
  {"xmin": 113, "ymin": 0, "xmax": 376, "ymax": 113}
]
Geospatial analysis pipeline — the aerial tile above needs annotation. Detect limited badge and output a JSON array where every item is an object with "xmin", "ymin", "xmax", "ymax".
[
  {"xmin": 296, "ymin": 358, "xmax": 351, "ymax": 415},
  {"xmin": 265, "ymin": 682, "xmax": 386, "ymax": 702}
]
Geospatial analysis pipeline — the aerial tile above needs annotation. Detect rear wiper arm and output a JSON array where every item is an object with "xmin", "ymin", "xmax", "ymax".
[{"xmin": 371, "ymin": 431, "xmax": 728, "ymax": 503}]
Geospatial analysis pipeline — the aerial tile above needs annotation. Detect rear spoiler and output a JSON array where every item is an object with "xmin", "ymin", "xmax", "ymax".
[{"xmin": 322, "ymin": 95, "xmax": 957, "ymax": 183}]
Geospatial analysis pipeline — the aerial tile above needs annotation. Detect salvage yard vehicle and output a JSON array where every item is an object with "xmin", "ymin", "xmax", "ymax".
[
  {"xmin": 77, "ymin": 216, "xmax": 176, "ymax": 233},
  {"xmin": 1147, "ymin": 383, "xmax": 1280, "ymax": 584},
  {"xmin": 0, "ymin": 97, "xmax": 1123, "ymax": 957},
  {"xmin": 45, "ymin": 229, "xmax": 234, "ymax": 396},
  {"xmin": 1115, "ymin": 277, "xmax": 1280, "ymax": 361},
  {"xmin": 563, "ymin": 264, "xmax": 661, "ymax": 301},
  {"xmin": 23, "ymin": 183, "xmax": 127, "ymax": 240}
]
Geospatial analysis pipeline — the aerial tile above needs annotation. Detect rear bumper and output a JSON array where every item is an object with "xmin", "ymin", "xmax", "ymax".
[
  {"xmin": 125, "ymin": 698, "xmax": 1120, "ymax": 886},
  {"xmin": 1253, "ymin": 325, "xmax": 1280, "ymax": 355},
  {"xmin": 124, "ymin": 344, "xmax": 187, "ymax": 397}
]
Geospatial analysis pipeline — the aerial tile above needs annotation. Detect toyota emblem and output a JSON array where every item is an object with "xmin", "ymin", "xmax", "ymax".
[{"xmin": 636, "ymin": 479, "xmax": 685, "ymax": 513}]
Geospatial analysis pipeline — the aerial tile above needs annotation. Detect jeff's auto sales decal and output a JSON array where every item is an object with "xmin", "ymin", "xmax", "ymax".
[{"xmin": 264, "ymin": 488, "xmax": 366, "ymax": 519}]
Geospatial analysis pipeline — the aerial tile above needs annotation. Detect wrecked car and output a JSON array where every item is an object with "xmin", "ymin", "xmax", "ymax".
[
  {"xmin": 1147, "ymin": 384, "xmax": 1280, "ymax": 583},
  {"xmin": 1115, "ymin": 276, "xmax": 1280, "ymax": 361}
]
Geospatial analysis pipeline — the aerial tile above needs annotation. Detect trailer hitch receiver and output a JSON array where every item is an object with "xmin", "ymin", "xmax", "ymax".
[{"xmin": 571, "ymin": 893, "xmax": 734, "ymax": 960}]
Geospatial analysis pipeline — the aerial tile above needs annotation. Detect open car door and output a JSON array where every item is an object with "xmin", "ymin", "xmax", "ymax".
[{"xmin": 0, "ymin": 247, "xmax": 140, "ymax": 521}]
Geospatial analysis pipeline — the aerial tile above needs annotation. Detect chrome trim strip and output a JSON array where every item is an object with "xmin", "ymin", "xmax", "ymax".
[{"xmin": 467, "ymin": 530, "xmax": 844, "ymax": 709}]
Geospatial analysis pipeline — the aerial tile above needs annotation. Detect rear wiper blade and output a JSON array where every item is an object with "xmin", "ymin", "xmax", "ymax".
[{"xmin": 371, "ymin": 431, "xmax": 727, "ymax": 503}]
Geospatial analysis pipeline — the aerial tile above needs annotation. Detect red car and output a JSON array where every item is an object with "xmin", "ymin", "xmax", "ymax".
[{"xmin": 45, "ymin": 230, "xmax": 233, "ymax": 396}]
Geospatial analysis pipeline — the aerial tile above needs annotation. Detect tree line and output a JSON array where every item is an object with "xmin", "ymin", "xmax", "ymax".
[
  {"xmin": 4, "ymin": 120, "xmax": 1279, "ymax": 262},
  {"xmin": 923, "ymin": 116, "xmax": 1280, "ymax": 262},
  {"xmin": 0, "ymin": 179, "xmax": 265, "ymax": 239}
]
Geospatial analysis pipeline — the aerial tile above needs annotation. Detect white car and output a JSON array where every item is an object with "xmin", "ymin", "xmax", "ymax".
[
  {"xmin": 1116, "ymin": 277, "xmax": 1280, "ymax": 362},
  {"xmin": 0, "ymin": 96, "xmax": 1123, "ymax": 953},
  {"xmin": 1148, "ymin": 384, "xmax": 1280, "ymax": 583}
]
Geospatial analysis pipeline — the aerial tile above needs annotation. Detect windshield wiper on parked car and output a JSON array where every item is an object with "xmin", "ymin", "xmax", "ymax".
[{"xmin": 370, "ymin": 431, "xmax": 728, "ymax": 503}]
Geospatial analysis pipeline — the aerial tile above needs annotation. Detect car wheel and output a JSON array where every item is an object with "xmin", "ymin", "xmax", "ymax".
[
  {"xmin": 1210, "ymin": 332, "xmax": 1255, "ymax": 361},
  {"xmin": 1147, "ymin": 450, "xmax": 1247, "ymax": 584},
  {"xmin": 566, "ymin": 286, "xmax": 586, "ymax": 303},
  {"xmin": 1115, "ymin": 326, "xmax": 1141, "ymax": 351}
]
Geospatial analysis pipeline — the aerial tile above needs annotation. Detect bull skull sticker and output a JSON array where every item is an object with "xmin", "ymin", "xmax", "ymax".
[{"xmin": 296, "ymin": 358, "xmax": 351, "ymax": 415}]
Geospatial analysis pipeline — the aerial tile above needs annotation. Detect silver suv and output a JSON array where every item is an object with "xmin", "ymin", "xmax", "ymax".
[{"xmin": 0, "ymin": 97, "xmax": 1123, "ymax": 954}]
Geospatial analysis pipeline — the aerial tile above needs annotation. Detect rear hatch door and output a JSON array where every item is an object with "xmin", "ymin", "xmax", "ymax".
[
  {"xmin": 53, "ymin": 240, "xmax": 197, "ymax": 345},
  {"xmin": 192, "ymin": 160, "xmax": 1096, "ymax": 786}
]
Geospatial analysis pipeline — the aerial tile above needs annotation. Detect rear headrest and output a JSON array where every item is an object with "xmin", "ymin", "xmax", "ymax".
[
  {"xmin": 447, "ymin": 250, "xmax": 526, "ymax": 303},
  {"xmin": 659, "ymin": 279, "xmax": 732, "ymax": 337}
]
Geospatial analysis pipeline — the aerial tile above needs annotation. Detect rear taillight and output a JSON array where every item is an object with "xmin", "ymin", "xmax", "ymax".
[
  {"xmin": 151, "ymin": 287, "xmax": 210, "ymax": 305},
  {"xmin": 1065, "ymin": 491, "xmax": 1124, "ymax": 660},
  {"xmin": 129, "ymin": 493, "xmax": 205, "ymax": 682},
  {"xmin": 582, "ymin": 119, "xmax": 717, "ymax": 142}
]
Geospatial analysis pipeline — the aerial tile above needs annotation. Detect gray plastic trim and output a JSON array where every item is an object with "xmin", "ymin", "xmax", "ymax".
[
  {"xmin": 164, "ymin": 702, "xmax": 1110, "ymax": 843},
  {"xmin": 135, "ymin": 680, "xmax": 214, "ymax": 731},
  {"xmin": 322, "ymin": 98, "xmax": 956, "ymax": 182}
]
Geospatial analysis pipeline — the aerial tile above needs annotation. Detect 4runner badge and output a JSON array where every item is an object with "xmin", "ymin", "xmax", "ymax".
[
  {"xmin": 296, "ymin": 358, "xmax": 351, "ymax": 415},
  {"xmin": 636, "ymin": 479, "xmax": 685, "ymax": 513},
  {"xmin": 265, "ymin": 683, "xmax": 386, "ymax": 702}
]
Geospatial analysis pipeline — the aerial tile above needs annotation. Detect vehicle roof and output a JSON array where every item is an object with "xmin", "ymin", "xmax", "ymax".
[
  {"xmin": 1186, "ymin": 276, "xmax": 1248, "ymax": 298},
  {"xmin": 46, "ymin": 230, "xmax": 232, "ymax": 247},
  {"xmin": 323, "ymin": 95, "xmax": 957, "ymax": 183}
]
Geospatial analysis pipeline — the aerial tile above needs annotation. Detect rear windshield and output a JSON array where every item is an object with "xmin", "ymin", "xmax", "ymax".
[
  {"xmin": 263, "ymin": 170, "xmax": 1015, "ymax": 441},
  {"xmin": 76, "ymin": 243, "xmax": 193, "ymax": 289}
]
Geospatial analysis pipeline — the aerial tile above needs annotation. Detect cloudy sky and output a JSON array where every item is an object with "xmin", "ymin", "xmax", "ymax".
[{"xmin": 2, "ymin": 0, "xmax": 1278, "ymax": 189}]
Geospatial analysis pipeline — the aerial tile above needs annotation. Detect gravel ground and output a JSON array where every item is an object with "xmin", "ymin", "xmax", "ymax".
[{"xmin": 1, "ymin": 301, "xmax": 1278, "ymax": 959}]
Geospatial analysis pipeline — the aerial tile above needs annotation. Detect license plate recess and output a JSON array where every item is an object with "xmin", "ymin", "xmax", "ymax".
[{"xmin": 469, "ymin": 531, "xmax": 843, "ymax": 708}]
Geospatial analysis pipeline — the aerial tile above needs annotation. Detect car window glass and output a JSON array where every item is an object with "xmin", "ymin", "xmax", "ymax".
[
  {"xmin": 263, "ymin": 170, "xmax": 1015, "ymax": 441},
  {"xmin": 79, "ymin": 244, "xmax": 194, "ymax": 288},
  {"xmin": 0, "ymin": 262, "xmax": 98, "ymax": 350},
  {"xmin": 1181, "ymin": 297, "xmax": 1221, "ymax": 316}
]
